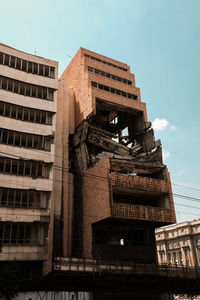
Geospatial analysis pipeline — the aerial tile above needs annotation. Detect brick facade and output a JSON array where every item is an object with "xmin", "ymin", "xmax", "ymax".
[{"xmin": 61, "ymin": 47, "xmax": 176, "ymax": 263}]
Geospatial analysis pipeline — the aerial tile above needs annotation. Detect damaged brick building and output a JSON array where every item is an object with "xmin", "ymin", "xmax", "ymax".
[
  {"xmin": 0, "ymin": 44, "xmax": 178, "ymax": 298},
  {"xmin": 57, "ymin": 48, "xmax": 176, "ymax": 264}
]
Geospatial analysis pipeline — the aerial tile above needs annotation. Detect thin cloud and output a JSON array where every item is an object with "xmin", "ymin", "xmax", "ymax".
[
  {"xmin": 170, "ymin": 125, "xmax": 176, "ymax": 130},
  {"xmin": 152, "ymin": 118, "xmax": 169, "ymax": 131},
  {"xmin": 175, "ymin": 169, "xmax": 184, "ymax": 177},
  {"xmin": 163, "ymin": 149, "xmax": 170, "ymax": 159},
  {"xmin": 152, "ymin": 118, "xmax": 176, "ymax": 131}
]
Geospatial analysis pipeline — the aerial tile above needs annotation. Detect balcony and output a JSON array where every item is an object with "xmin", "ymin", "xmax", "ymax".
[
  {"xmin": 111, "ymin": 203, "xmax": 173, "ymax": 224},
  {"xmin": 109, "ymin": 172, "xmax": 176, "ymax": 224}
]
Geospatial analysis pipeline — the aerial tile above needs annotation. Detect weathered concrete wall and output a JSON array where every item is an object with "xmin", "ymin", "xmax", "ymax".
[{"xmin": 0, "ymin": 43, "xmax": 58, "ymax": 275}]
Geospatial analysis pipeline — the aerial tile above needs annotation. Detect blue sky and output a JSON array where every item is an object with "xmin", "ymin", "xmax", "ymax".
[{"xmin": 1, "ymin": 0, "xmax": 200, "ymax": 223}]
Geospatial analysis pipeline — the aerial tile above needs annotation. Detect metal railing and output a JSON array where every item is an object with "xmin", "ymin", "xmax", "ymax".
[{"xmin": 54, "ymin": 257, "xmax": 200, "ymax": 280}]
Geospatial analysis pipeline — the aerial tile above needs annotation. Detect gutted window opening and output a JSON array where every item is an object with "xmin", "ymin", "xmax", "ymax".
[
  {"xmin": 0, "ymin": 187, "xmax": 49, "ymax": 209},
  {"xmin": 93, "ymin": 226, "xmax": 146, "ymax": 246},
  {"xmin": 71, "ymin": 98, "xmax": 163, "ymax": 173},
  {"xmin": 0, "ymin": 51, "xmax": 55, "ymax": 78},
  {"xmin": 91, "ymin": 221, "xmax": 157, "ymax": 262},
  {"xmin": 92, "ymin": 224, "xmax": 155, "ymax": 263},
  {"xmin": 120, "ymin": 238, "xmax": 124, "ymax": 246},
  {"xmin": 113, "ymin": 188, "xmax": 170, "ymax": 209},
  {"xmin": 0, "ymin": 222, "xmax": 47, "ymax": 245},
  {"xmin": 138, "ymin": 169, "xmax": 165, "ymax": 180},
  {"xmin": 88, "ymin": 66, "xmax": 132, "ymax": 86},
  {"xmin": 0, "ymin": 76, "xmax": 55, "ymax": 101},
  {"xmin": 0, "ymin": 128, "xmax": 53, "ymax": 151},
  {"xmin": 0, "ymin": 157, "xmax": 51, "ymax": 178},
  {"xmin": 84, "ymin": 53, "xmax": 127, "ymax": 71},
  {"xmin": 91, "ymin": 81, "xmax": 137, "ymax": 100},
  {"xmin": 91, "ymin": 99, "xmax": 144, "ymax": 149}
]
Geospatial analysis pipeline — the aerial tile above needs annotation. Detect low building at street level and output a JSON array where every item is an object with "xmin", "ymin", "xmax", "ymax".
[{"xmin": 156, "ymin": 219, "xmax": 200, "ymax": 266}]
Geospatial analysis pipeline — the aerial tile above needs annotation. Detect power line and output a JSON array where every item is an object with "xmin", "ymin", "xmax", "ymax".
[
  {"xmin": 1, "ymin": 151, "xmax": 200, "ymax": 213},
  {"xmin": 0, "ymin": 149, "xmax": 200, "ymax": 194},
  {"xmin": 172, "ymin": 183, "xmax": 200, "ymax": 192},
  {"xmin": 174, "ymin": 202, "xmax": 200, "ymax": 210},
  {"xmin": 0, "ymin": 177, "xmax": 200, "ymax": 214},
  {"xmin": 0, "ymin": 151, "xmax": 200, "ymax": 201},
  {"xmin": 173, "ymin": 194, "xmax": 200, "ymax": 203},
  {"xmin": 176, "ymin": 210, "xmax": 200, "ymax": 217}
]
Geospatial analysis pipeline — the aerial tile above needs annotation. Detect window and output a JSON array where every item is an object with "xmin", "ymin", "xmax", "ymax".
[
  {"xmin": 0, "ymin": 157, "xmax": 51, "ymax": 178},
  {"xmin": 84, "ymin": 53, "xmax": 128, "ymax": 71},
  {"xmin": 167, "ymin": 253, "xmax": 172, "ymax": 264},
  {"xmin": 160, "ymin": 253, "xmax": 164, "ymax": 263},
  {"xmin": 0, "ymin": 187, "xmax": 49, "ymax": 209},
  {"xmin": 0, "ymin": 75, "xmax": 55, "ymax": 101},
  {"xmin": 0, "ymin": 128, "xmax": 53, "ymax": 151},
  {"xmin": 168, "ymin": 243, "xmax": 172, "ymax": 249},
  {"xmin": 113, "ymin": 188, "xmax": 167, "ymax": 208},
  {"xmin": 173, "ymin": 252, "xmax": 177, "ymax": 264},
  {"xmin": 0, "ymin": 187, "xmax": 50, "ymax": 209},
  {"xmin": 120, "ymin": 238, "xmax": 124, "ymax": 246},
  {"xmin": 179, "ymin": 251, "xmax": 183, "ymax": 265},
  {"xmin": 0, "ymin": 51, "xmax": 55, "ymax": 78},
  {"xmin": 91, "ymin": 81, "xmax": 137, "ymax": 100},
  {"xmin": 0, "ymin": 222, "xmax": 47, "ymax": 245}
]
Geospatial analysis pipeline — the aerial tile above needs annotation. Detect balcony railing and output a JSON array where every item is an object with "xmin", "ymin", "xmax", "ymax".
[
  {"xmin": 54, "ymin": 257, "xmax": 200, "ymax": 280},
  {"xmin": 111, "ymin": 202, "xmax": 172, "ymax": 223}
]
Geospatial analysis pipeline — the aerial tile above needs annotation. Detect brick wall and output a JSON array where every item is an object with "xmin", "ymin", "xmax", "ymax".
[
  {"xmin": 63, "ymin": 48, "xmax": 176, "ymax": 259},
  {"xmin": 60, "ymin": 47, "xmax": 148, "ymax": 126},
  {"xmin": 73, "ymin": 157, "xmax": 176, "ymax": 258},
  {"xmin": 109, "ymin": 171, "xmax": 176, "ymax": 224},
  {"xmin": 81, "ymin": 157, "xmax": 111, "ymax": 258},
  {"xmin": 60, "ymin": 49, "xmax": 93, "ymax": 127}
]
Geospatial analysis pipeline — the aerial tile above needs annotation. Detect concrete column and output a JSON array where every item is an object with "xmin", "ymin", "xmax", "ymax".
[
  {"xmin": 190, "ymin": 235, "xmax": 198, "ymax": 266},
  {"xmin": 62, "ymin": 85, "xmax": 75, "ymax": 256},
  {"xmin": 53, "ymin": 82, "xmax": 75, "ymax": 257}
]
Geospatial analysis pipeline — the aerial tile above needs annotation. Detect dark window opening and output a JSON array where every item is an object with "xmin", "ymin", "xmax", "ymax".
[
  {"xmin": 0, "ymin": 101, "xmax": 55, "ymax": 125},
  {"xmin": 5, "ymin": 159, "xmax": 11, "ymax": 173},
  {"xmin": 85, "ymin": 54, "xmax": 128, "ymax": 71},
  {"xmin": 0, "ymin": 51, "xmax": 55, "ymax": 78},
  {"xmin": 93, "ymin": 226, "xmax": 146, "ymax": 247},
  {"xmin": 0, "ymin": 128, "xmax": 53, "ymax": 151},
  {"xmin": 0, "ymin": 75, "xmax": 55, "ymax": 101},
  {"xmin": 0, "ymin": 157, "xmax": 51, "ymax": 178},
  {"xmin": 113, "ymin": 189, "xmax": 170, "ymax": 209},
  {"xmin": 88, "ymin": 66, "xmax": 132, "ymax": 86},
  {"xmin": 0, "ymin": 188, "xmax": 50, "ymax": 209},
  {"xmin": 0, "ymin": 222, "xmax": 47, "ymax": 245},
  {"xmin": 91, "ymin": 81, "xmax": 137, "ymax": 101}
]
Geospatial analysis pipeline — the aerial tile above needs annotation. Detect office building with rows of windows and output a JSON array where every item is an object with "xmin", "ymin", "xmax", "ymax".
[
  {"xmin": 156, "ymin": 219, "xmax": 200, "ymax": 267},
  {"xmin": 0, "ymin": 43, "xmax": 58, "ymax": 275}
]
